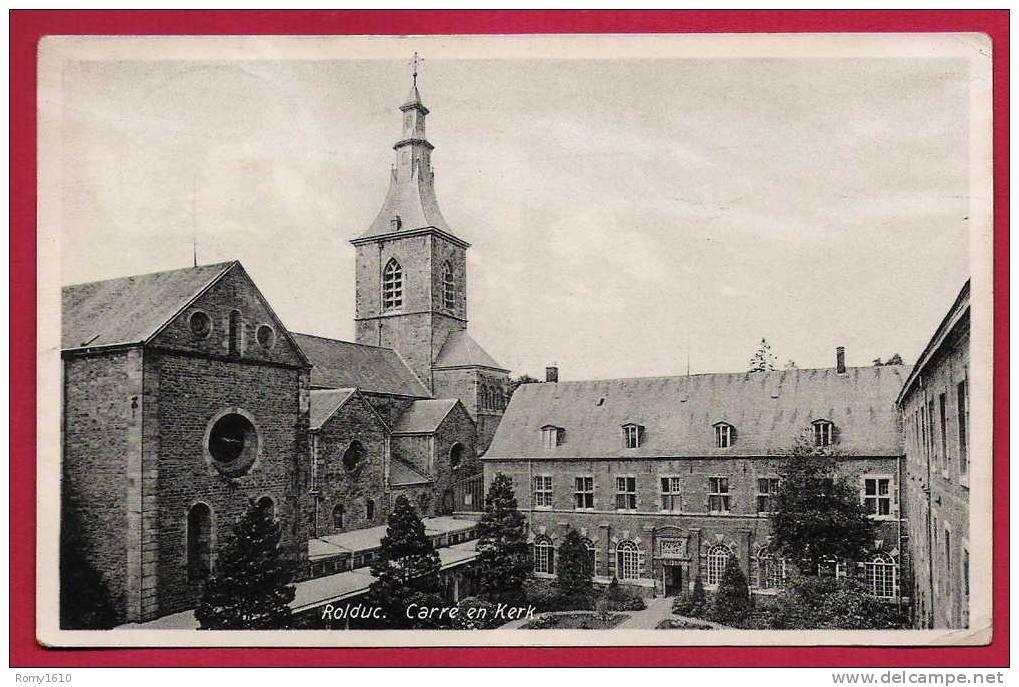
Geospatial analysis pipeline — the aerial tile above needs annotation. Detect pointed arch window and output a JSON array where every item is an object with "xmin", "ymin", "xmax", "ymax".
[
  {"xmin": 442, "ymin": 260, "xmax": 457, "ymax": 311},
  {"xmin": 382, "ymin": 258, "xmax": 403, "ymax": 311}
]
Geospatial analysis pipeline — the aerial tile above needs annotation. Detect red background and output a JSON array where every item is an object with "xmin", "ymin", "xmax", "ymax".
[{"xmin": 9, "ymin": 10, "xmax": 1009, "ymax": 668}]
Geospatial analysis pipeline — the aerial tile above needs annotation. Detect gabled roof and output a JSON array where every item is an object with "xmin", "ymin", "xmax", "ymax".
[
  {"xmin": 392, "ymin": 399, "xmax": 461, "ymax": 434},
  {"xmin": 389, "ymin": 457, "xmax": 433, "ymax": 487},
  {"xmin": 484, "ymin": 365, "xmax": 911, "ymax": 460},
  {"xmin": 897, "ymin": 279, "xmax": 970, "ymax": 405},
  {"xmin": 292, "ymin": 333, "xmax": 431, "ymax": 398},
  {"xmin": 62, "ymin": 261, "xmax": 234, "ymax": 351},
  {"xmin": 309, "ymin": 388, "xmax": 357, "ymax": 430},
  {"xmin": 433, "ymin": 330, "xmax": 508, "ymax": 372}
]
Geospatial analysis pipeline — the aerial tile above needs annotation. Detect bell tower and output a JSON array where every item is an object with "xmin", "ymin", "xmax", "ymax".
[{"xmin": 351, "ymin": 56, "xmax": 470, "ymax": 390}]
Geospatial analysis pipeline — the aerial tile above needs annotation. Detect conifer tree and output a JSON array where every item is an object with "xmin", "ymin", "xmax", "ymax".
[
  {"xmin": 367, "ymin": 495, "xmax": 443, "ymax": 628},
  {"xmin": 195, "ymin": 499, "xmax": 297, "ymax": 630},
  {"xmin": 749, "ymin": 338, "xmax": 778, "ymax": 372},
  {"xmin": 555, "ymin": 527, "xmax": 593, "ymax": 598},
  {"xmin": 770, "ymin": 435, "xmax": 875, "ymax": 575},
  {"xmin": 475, "ymin": 473, "xmax": 532, "ymax": 604},
  {"xmin": 711, "ymin": 556, "xmax": 752, "ymax": 626},
  {"xmin": 690, "ymin": 575, "xmax": 707, "ymax": 617}
]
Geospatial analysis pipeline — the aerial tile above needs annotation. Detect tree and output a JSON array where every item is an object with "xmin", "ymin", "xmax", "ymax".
[
  {"xmin": 784, "ymin": 359, "xmax": 798, "ymax": 370},
  {"xmin": 367, "ymin": 495, "xmax": 443, "ymax": 628},
  {"xmin": 508, "ymin": 374, "xmax": 541, "ymax": 395},
  {"xmin": 60, "ymin": 496, "xmax": 117, "ymax": 629},
  {"xmin": 555, "ymin": 527, "xmax": 593, "ymax": 599},
  {"xmin": 873, "ymin": 354, "xmax": 904, "ymax": 366},
  {"xmin": 769, "ymin": 436, "xmax": 875, "ymax": 576},
  {"xmin": 195, "ymin": 499, "xmax": 297, "ymax": 630},
  {"xmin": 475, "ymin": 473, "xmax": 532, "ymax": 604},
  {"xmin": 710, "ymin": 557, "xmax": 752, "ymax": 625},
  {"xmin": 691, "ymin": 575, "xmax": 707, "ymax": 617},
  {"xmin": 749, "ymin": 338, "xmax": 778, "ymax": 372}
]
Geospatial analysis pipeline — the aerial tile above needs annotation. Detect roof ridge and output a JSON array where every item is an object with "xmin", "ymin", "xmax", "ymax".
[
  {"xmin": 291, "ymin": 332, "xmax": 398, "ymax": 351},
  {"xmin": 63, "ymin": 260, "xmax": 236, "ymax": 290},
  {"xmin": 541, "ymin": 365, "xmax": 910, "ymax": 386}
]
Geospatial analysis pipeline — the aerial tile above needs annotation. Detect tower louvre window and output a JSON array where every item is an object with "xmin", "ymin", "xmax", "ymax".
[
  {"xmin": 442, "ymin": 260, "xmax": 457, "ymax": 311},
  {"xmin": 382, "ymin": 258, "xmax": 403, "ymax": 310}
]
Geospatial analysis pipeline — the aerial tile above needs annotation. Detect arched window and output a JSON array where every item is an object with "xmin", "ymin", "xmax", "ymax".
[
  {"xmin": 449, "ymin": 442, "xmax": 464, "ymax": 469},
  {"xmin": 533, "ymin": 536, "xmax": 555, "ymax": 574},
  {"xmin": 228, "ymin": 310, "xmax": 241, "ymax": 356},
  {"xmin": 865, "ymin": 554, "xmax": 897, "ymax": 599},
  {"xmin": 382, "ymin": 258, "xmax": 403, "ymax": 311},
  {"xmin": 582, "ymin": 538, "xmax": 596, "ymax": 575},
  {"xmin": 616, "ymin": 541, "xmax": 640, "ymax": 580},
  {"xmin": 332, "ymin": 504, "xmax": 344, "ymax": 529},
  {"xmin": 442, "ymin": 260, "xmax": 457, "ymax": 311},
  {"xmin": 256, "ymin": 496, "xmax": 275, "ymax": 520},
  {"xmin": 714, "ymin": 422, "xmax": 735, "ymax": 448},
  {"xmin": 366, "ymin": 498, "xmax": 375, "ymax": 521},
  {"xmin": 755, "ymin": 546, "xmax": 786, "ymax": 589},
  {"xmin": 706, "ymin": 544, "xmax": 731, "ymax": 586},
  {"xmin": 342, "ymin": 440, "xmax": 366, "ymax": 472},
  {"xmin": 186, "ymin": 503, "xmax": 212, "ymax": 582}
]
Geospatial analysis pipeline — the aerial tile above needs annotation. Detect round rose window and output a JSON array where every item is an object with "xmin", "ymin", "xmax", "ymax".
[
  {"xmin": 189, "ymin": 311, "xmax": 212, "ymax": 339},
  {"xmin": 256, "ymin": 324, "xmax": 275, "ymax": 349},
  {"xmin": 208, "ymin": 413, "xmax": 258, "ymax": 477}
]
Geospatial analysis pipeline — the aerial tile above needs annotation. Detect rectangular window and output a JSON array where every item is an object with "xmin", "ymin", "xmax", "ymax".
[
  {"xmin": 615, "ymin": 476, "xmax": 637, "ymax": 510},
  {"xmin": 756, "ymin": 477, "xmax": 780, "ymax": 514},
  {"xmin": 813, "ymin": 421, "xmax": 833, "ymax": 447},
  {"xmin": 927, "ymin": 400, "xmax": 936, "ymax": 460},
  {"xmin": 573, "ymin": 476, "xmax": 594, "ymax": 510},
  {"xmin": 939, "ymin": 392, "xmax": 949, "ymax": 472},
  {"xmin": 945, "ymin": 528, "xmax": 952, "ymax": 575},
  {"xmin": 623, "ymin": 425, "xmax": 641, "ymax": 449},
  {"xmin": 533, "ymin": 475, "xmax": 553, "ymax": 508},
  {"xmin": 660, "ymin": 477, "xmax": 682, "ymax": 511},
  {"xmin": 708, "ymin": 477, "xmax": 731, "ymax": 513},
  {"xmin": 863, "ymin": 477, "xmax": 893, "ymax": 517},
  {"xmin": 957, "ymin": 380, "xmax": 969, "ymax": 475}
]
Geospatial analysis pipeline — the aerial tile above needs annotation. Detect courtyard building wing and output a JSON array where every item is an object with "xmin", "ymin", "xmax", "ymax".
[{"xmin": 485, "ymin": 366, "xmax": 911, "ymax": 460}]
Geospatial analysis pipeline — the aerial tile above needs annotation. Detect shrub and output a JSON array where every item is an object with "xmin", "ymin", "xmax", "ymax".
[
  {"xmin": 769, "ymin": 576, "xmax": 908, "ymax": 630},
  {"xmin": 600, "ymin": 577, "xmax": 647, "ymax": 611},
  {"xmin": 672, "ymin": 592, "xmax": 696, "ymax": 616},
  {"xmin": 451, "ymin": 596, "xmax": 499, "ymax": 630},
  {"xmin": 524, "ymin": 577, "xmax": 596, "ymax": 612},
  {"xmin": 709, "ymin": 557, "xmax": 752, "ymax": 626}
]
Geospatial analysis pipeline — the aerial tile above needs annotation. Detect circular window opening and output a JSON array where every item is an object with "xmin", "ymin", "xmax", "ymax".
[
  {"xmin": 256, "ymin": 324, "xmax": 275, "ymax": 349},
  {"xmin": 189, "ymin": 311, "xmax": 212, "ymax": 339},
  {"xmin": 208, "ymin": 413, "xmax": 258, "ymax": 477},
  {"xmin": 342, "ymin": 440, "xmax": 366, "ymax": 473}
]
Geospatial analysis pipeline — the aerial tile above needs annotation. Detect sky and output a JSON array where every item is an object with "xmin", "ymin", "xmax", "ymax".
[{"xmin": 59, "ymin": 50, "xmax": 974, "ymax": 381}]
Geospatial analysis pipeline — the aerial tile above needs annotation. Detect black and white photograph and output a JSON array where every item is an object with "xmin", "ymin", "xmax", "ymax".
[{"xmin": 36, "ymin": 33, "xmax": 993, "ymax": 648}]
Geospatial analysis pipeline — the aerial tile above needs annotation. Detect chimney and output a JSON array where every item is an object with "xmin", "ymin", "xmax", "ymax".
[
  {"xmin": 836, "ymin": 347, "xmax": 846, "ymax": 374},
  {"xmin": 545, "ymin": 365, "xmax": 559, "ymax": 383}
]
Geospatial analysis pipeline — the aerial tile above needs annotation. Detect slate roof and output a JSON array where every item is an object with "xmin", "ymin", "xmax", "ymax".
[
  {"xmin": 292, "ymin": 333, "xmax": 431, "ymax": 398},
  {"xmin": 61, "ymin": 261, "xmax": 234, "ymax": 351},
  {"xmin": 391, "ymin": 399, "xmax": 459, "ymax": 434},
  {"xmin": 897, "ymin": 279, "xmax": 970, "ymax": 405},
  {"xmin": 309, "ymin": 389, "xmax": 358, "ymax": 430},
  {"xmin": 484, "ymin": 365, "xmax": 911, "ymax": 460},
  {"xmin": 388, "ymin": 457, "xmax": 433, "ymax": 487},
  {"xmin": 433, "ymin": 330, "xmax": 507, "ymax": 371}
]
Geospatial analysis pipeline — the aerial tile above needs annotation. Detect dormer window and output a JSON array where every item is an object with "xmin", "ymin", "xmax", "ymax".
[
  {"xmin": 812, "ymin": 419, "xmax": 835, "ymax": 447},
  {"xmin": 390, "ymin": 215, "xmax": 402, "ymax": 231},
  {"xmin": 714, "ymin": 422, "xmax": 735, "ymax": 448},
  {"xmin": 382, "ymin": 258, "xmax": 403, "ymax": 311},
  {"xmin": 541, "ymin": 425, "xmax": 565, "ymax": 449},
  {"xmin": 622, "ymin": 423, "xmax": 644, "ymax": 449}
]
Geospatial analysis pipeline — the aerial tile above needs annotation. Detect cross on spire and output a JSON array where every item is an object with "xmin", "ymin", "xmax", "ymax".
[{"xmin": 410, "ymin": 52, "xmax": 422, "ymax": 88}]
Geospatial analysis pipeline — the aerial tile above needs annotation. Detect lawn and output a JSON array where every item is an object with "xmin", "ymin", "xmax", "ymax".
[{"xmin": 521, "ymin": 612, "xmax": 629, "ymax": 630}]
